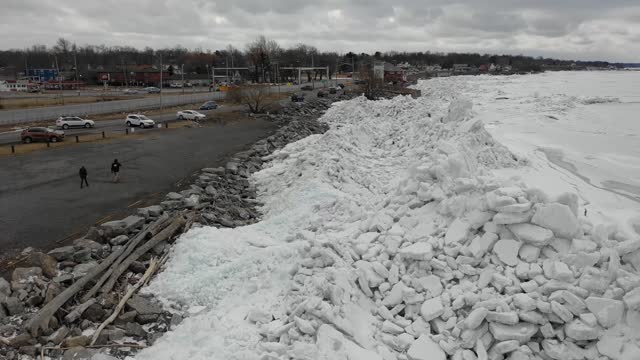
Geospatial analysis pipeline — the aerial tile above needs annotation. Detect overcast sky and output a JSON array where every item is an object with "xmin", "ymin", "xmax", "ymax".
[{"xmin": 1, "ymin": 0, "xmax": 639, "ymax": 62}]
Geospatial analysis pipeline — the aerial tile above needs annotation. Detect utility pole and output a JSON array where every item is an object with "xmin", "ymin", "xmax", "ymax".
[
  {"xmin": 225, "ymin": 56, "xmax": 229, "ymax": 83},
  {"xmin": 159, "ymin": 54, "xmax": 163, "ymax": 110},
  {"xmin": 74, "ymin": 51, "xmax": 79, "ymax": 92},
  {"xmin": 181, "ymin": 64, "xmax": 185, "ymax": 95},
  {"xmin": 54, "ymin": 56, "xmax": 64, "ymax": 105},
  {"xmin": 121, "ymin": 57, "xmax": 128, "ymax": 88}
]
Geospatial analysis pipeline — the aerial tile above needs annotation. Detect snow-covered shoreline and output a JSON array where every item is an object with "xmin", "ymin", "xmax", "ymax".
[{"xmin": 136, "ymin": 73, "xmax": 640, "ymax": 360}]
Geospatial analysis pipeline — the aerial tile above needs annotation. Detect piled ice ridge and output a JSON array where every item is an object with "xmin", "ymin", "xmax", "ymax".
[{"xmin": 137, "ymin": 94, "xmax": 640, "ymax": 360}]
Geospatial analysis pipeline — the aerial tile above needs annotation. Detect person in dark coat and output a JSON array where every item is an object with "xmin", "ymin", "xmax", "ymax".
[
  {"xmin": 111, "ymin": 159, "xmax": 121, "ymax": 183},
  {"xmin": 79, "ymin": 166, "xmax": 89, "ymax": 188}
]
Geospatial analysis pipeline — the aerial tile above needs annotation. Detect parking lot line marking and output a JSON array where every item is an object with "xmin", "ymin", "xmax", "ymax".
[
  {"xmin": 55, "ymin": 231, "xmax": 82, "ymax": 244},
  {"xmin": 128, "ymin": 200, "xmax": 143, "ymax": 208},
  {"xmin": 95, "ymin": 215, "xmax": 113, "ymax": 225}
]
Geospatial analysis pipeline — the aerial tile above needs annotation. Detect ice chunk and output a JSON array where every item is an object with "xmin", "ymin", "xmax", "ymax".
[
  {"xmin": 585, "ymin": 297, "xmax": 624, "ymax": 328},
  {"xmin": 407, "ymin": 334, "xmax": 446, "ymax": 360},
  {"xmin": 445, "ymin": 219, "xmax": 470, "ymax": 245},
  {"xmin": 398, "ymin": 242, "xmax": 434, "ymax": 260},
  {"xmin": 468, "ymin": 232, "xmax": 498, "ymax": 258},
  {"xmin": 564, "ymin": 319, "xmax": 600, "ymax": 341},
  {"xmin": 508, "ymin": 223, "xmax": 553, "ymax": 247},
  {"xmin": 531, "ymin": 203, "xmax": 580, "ymax": 239},
  {"xmin": 495, "ymin": 202, "xmax": 532, "ymax": 213},
  {"xmin": 420, "ymin": 297, "xmax": 444, "ymax": 322},
  {"xmin": 381, "ymin": 320, "xmax": 404, "ymax": 335},
  {"xmin": 464, "ymin": 307, "xmax": 488, "ymax": 329},
  {"xmin": 570, "ymin": 239, "xmax": 597, "ymax": 253},
  {"xmin": 316, "ymin": 324, "xmax": 382, "ymax": 360},
  {"xmin": 518, "ymin": 244, "xmax": 540, "ymax": 263},
  {"xmin": 493, "ymin": 340, "xmax": 519, "ymax": 354},
  {"xmin": 493, "ymin": 211, "xmax": 533, "ymax": 225},
  {"xmin": 383, "ymin": 283, "xmax": 406, "ymax": 307},
  {"xmin": 486, "ymin": 191, "xmax": 517, "ymax": 209},
  {"xmin": 596, "ymin": 335, "xmax": 623, "ymax": 359},
  {"xmin": 623, "ymin": 287, "xmax": 640, "ymax": 311},
  {"xmin": 512, "ymin": 294, "xmax": 537, "ymax": 311},
  {"xmin": 488, "ymin": 322, "xmax": 538, "ymax": 343},
  {"xmin": 486, "ymin": 311, "xmax": 519, "ymax": 325},
  {"xmin": 466, "ymin": 210, "xmax": 494, "ymax": 230},
  {"xmin": 414, "ymin": 275, "xmax": 443, "ymax": 298},
  {"xmin": 492, "ymin": 239, "xmax": 521, "ymax": 266},
  {"xmin": 550, "ymin": 301, "xmax": 573, "ymax": 323}
]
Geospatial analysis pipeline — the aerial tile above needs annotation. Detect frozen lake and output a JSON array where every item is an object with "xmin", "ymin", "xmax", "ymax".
[{"xmin": 419, "ymin": 71, "xmax": 640, "ymax": 230}]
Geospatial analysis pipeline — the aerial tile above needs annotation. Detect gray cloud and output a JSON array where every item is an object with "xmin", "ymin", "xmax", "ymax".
[{"xmin": 0, "ymin": 0, "xmax": 639, "ymax": 62}]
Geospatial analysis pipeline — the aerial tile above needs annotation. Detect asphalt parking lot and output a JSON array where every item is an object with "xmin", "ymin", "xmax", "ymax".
[{"xmin": 0, "ymin": 117, "xmax": 278, "ymax": 258}]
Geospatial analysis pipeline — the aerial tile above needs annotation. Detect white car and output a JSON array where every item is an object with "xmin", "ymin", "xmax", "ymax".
[
  {"xmin": 177, "ymin": 110, "xmax": 206, "ymax": 121},
  {"xmin": 56, "ymin": 116, "xmax": 95, "ymax": 129},
  {"xmin": 125, "ymin": 114, "xmax": 156, "ymax": 128},
  {"xmin": 123, "ymin": 88, "xmax": 139, "ymax": 94}
]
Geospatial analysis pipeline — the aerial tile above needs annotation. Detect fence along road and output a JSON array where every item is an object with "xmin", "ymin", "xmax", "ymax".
[{"xmin": 0, "ymin": 83, "xmax": 310, "ymax": 126}]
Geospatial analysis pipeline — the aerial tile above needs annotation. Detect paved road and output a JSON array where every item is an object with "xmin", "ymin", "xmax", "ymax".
[
  {"xmin": 0, "ymin": 108, "xmax": 221, "ymax": 145},
  {"xmin": 0, "ymin": 82, "xmax": 332, "ymax": 125},
  {"xmin": 0, "ymin": 118, "xmax": 279, "ymax": 259}
]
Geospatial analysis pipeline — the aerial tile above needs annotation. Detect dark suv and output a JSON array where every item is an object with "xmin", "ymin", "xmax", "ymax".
[{"xmin": 21, "ymin": 127, "xmax": 65, "ymax": 143}]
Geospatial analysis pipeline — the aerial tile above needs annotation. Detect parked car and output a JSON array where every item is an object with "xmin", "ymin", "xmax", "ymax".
[
  {"xmin": 291, "ymin": 94, "xmax": 305, "ymax": 102},
  {"xmin": 56, "ymin": 116, "xmax": 95, "ymax": 129},
  {"xmin": 301, "ymin": 85, "xmax": 313, "ymax": 91},
  {"xmin": 144, "ymin": 87, "xmax": 161, "ymax": 94},
  {"xmin": 21, "ymin": 127, "xmax": 65, "ymax": 143},
  {"xmin": 123, "ymin": 88, "xmax": 138, "ymax": 95},
  {"xmin": 199, "ymin": 101, "xmax": 218, "ymax": 110},
  {"xmin": 125, "ymin": 114, "xmax": 156, "ymax": 128},
  {"xmin": 170, "ymin": 83, "xmax": 183, "ymax": 88},
  {"xmin": 317, "ymin": 90, "xmax": 327, "ymax": 98},
  {"xmin": 176, "ymin": 110, "xmax": 206, "ymax": 120},
  {"xmin": 184, "ymin": 83, "xmax": 193, "ymax": 88}
]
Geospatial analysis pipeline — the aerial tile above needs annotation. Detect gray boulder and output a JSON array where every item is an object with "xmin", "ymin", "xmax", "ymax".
[
  {"xmin": 48, "ymin": 246, "xmax": 76, "ymax": 261},
  {"xmin": 0, "ymin": 277, "xmax": 11, "ymax": 296},
  {"xmin": 24, "ymin": 252, "xmax": 58, "ymax": 278},
  {"xmin": 100, "ymin": 215, "xmax": 145, "ymax": 237}
]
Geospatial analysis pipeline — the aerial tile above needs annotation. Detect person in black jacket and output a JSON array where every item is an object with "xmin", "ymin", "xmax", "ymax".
[
  {"xmin": 79, "ymin": 166, "xmax": 89, "ymax": 188},
  {"xmin": 111, "ymin": 159, "xmax": 121, "ymax": 183}
]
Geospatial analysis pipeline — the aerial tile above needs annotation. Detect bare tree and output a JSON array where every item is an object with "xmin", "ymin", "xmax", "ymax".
[{"xmin": 228, "ymin": 85, "xmax": 276, "ymax": 113}]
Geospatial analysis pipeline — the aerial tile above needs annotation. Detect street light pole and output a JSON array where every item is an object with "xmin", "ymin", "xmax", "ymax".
[{"xmin": 159, "ymin": 54, "xmax": 163, "ymax": 110}]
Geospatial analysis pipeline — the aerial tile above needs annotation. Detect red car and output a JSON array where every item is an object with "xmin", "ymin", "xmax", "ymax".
[{"xmin": 21, "ymin": 127, "xmax": 65, "ymax": 143}]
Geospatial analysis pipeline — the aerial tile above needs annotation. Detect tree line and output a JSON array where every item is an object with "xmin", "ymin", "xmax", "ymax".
[{"xmin": 0, "ymin": 37, "xmax": 622, "ymax": 83}]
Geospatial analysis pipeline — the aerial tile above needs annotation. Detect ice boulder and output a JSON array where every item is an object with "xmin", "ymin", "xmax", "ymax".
[
  {"xmin": 564, "ymin": 319, "xmax": 600, "ymax": 341},
  {"xmin": 585, "ymin": 297, "xmax": 624, "ymax": 328},
  {"xmin": 316, "ymin": 324, "xmax": 382, "ymax": 360},
  {"xmin": 420, "ymin": 296, "xmax": 444, "ymax": 322},
  {"xmin": 445, "ymin": 218, "xmax": 470, "ymax": 245},
  {"xmin": 407, "ymin": 334, "xmax": 445, "ymax": 360},
  {"xmin": 508, "ymin": 223, "xmax": 553, "ymax": 247},
  {"xmin": 493, "ymin": 239, "xmax": 521, "ymax": 266},
  {"xmin": 398, "ymin": 242, "xmax": 434, "ymax": 260},
  {"xmin": 531, "ymin": 203, "xmax": 580, "ymax": 239},
  {"xmin": 489, "ymin": 322, "xmax": 538, "ymax": 343}
]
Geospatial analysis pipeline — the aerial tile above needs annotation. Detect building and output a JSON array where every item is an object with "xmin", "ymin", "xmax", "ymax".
[
  {"xmin": 93, "ymin": 65, "xmax": 170, "ymax": 86},
  {"xmin": 0, "ymin": 80, "xmax": 9, "ymax": 92},
  {"xmin": 383, "ymin": 63, "xmax": 406, "ymax": 84},
  {"xmin": 27, "ymin": 68, "xmax": 59, "ymax": 82},
  {"xmin": 2, "ymin": 79, "xmax": 38, "ymax": 92}
]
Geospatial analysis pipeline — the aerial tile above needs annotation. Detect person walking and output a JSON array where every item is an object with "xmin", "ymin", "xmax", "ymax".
[
  {"xmin": 111, "ymin": 159, "xmax": 121, "ymax": 183},
  {"xmin": 79, "ymin": 166, "xmax": 89, "ymax": 188}
]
